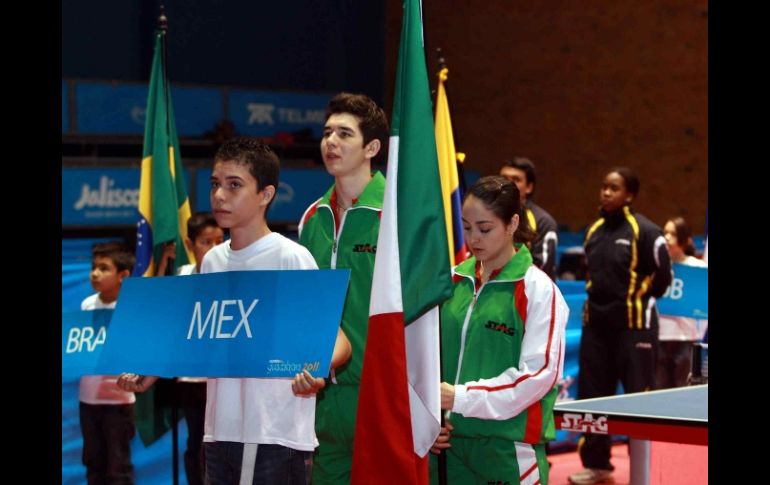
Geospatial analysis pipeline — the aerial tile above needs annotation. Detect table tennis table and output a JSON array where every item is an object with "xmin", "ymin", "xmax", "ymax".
[{"xmin": 553, "ymin": 385, "xmax": 708, "ymax": 484}]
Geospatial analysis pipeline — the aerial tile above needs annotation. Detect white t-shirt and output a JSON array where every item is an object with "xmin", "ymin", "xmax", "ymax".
[
  {"xmin": 79, "ymin": 294, "xmax": 136, "ymax": 405},
  {"xmin": 659, "ymin": 255, "xmax": 708, "ymax": 341},
  {"xmin": 200, "ymin": 232, "xmax": 319, "ymax": 450}
]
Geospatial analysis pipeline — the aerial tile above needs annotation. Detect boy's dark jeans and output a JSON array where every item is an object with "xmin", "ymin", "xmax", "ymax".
[
  {"xmin": 79, "ymin": 402, "xmax": 135, "ymax": 485},
  {"xmin": 204, "ymin": 441, "xmax": 312, "ymax": 485}
]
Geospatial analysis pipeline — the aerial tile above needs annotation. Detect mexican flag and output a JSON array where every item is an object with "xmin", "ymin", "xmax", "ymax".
[{"xmin": 351, "ymin": 1, "xmax": 453, "ymax": 483}]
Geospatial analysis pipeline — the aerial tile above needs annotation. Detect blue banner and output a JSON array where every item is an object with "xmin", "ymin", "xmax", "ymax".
[
  {"xmin": 84, "ymin": 269, "xmax": 349, "ymax": 378},
  {"xmin": 74, "ymin": 81, "xmax": 223, "ymax": 137},
  {"xmin": 229, "ymin": 89, "xmax": 332, "ymax": 138},
  {"xmin": 62, "ymin": 168, "xmax": 190, "ymax": 227},
  {"xmin": 195, "ymin": 168, "xmax": 334, "ymax": 223},
  {"xmin": 656, "ymin": 264, "xmax": 708, "ymax": 318},
  {"xmin": 62, "ymin": 310, "xmax": 114, "ymax": 378}
]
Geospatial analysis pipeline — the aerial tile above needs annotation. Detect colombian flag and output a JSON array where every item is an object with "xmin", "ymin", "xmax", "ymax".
[{"xmin": 435, "ymin": 66, "xmax": 468, "ymax": 266}]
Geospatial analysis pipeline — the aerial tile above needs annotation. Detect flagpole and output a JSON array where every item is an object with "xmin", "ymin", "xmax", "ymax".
[
  {"xmin": 434, "ymin": 46, "xmax": 450, "ymax": 485},
  {"xmin": 158, "ymin": 7, "xmax": 171, "ymax": 155},
  {"xmin": 435, "ymin": 48, "xmax": 467, "ymax": 193},
  {"xmin": 157, "ymin": 7, "xmax": 180, "ymax": 485},
  {"xmin": 437, "ymin": 311, "xmax": 449, "ymax": 485}
]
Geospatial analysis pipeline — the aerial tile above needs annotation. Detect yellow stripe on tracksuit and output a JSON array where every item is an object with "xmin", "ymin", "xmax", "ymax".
[
  {"xmin": 623, "ymin": 206, "xmax": 641, "ymax": 329},
  {"xmin": 525, "ymin": 208, "xmax": 537, "ymax": 234},
  {"xmin": 582, "ymin": 218, "xmax": 605, "ymax": 300}
]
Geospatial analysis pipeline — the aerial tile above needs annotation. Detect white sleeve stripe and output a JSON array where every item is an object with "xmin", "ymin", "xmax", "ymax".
[
  {"xmin": 297, "ymin": 197, "xmax": 323, "ymax": 237},
  {"xmin": 542, "ymin": 231, "xmax": 558, "ymax": 265},
  {"xmin": 653, "ymin": 235, "xmax": 667, "ymax": 266}
]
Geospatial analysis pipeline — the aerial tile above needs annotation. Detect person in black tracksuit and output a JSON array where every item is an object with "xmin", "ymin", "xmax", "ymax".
[
  {"xmin": 500, "ymin": 157, "xmax": 559, "ymax": 279},
  {"xmin": 569, "ymin": 167, "xmax": 672, "ymax": 485}
]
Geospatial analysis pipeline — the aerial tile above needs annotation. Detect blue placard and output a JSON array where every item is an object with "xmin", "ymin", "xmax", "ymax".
[
  {"xmin": 229, "ymin": 89, "xmax": 332, "ymax": 138},
  {"xmin": 74, "ymin": 81, "xmax": 223, "ymax": 136},
  {"xmin": 195, "ymin": 168, "xmax": 334, "ymax": 223},
  {"xmin": 62, "ymin": 80, "xmax": 70, "ymax": 133},
  {"xmin": 62, "ymin": 168, "xmax": 191, "ymax": 226},
  {"xmin": 62, "ymin": 310, "xmax": 114, "ymax": 378},
  {"xmin": 656, "ymin": 264, "xmax": 708, "ymax": 318},
  {"xmin": 86, "ymin": 269, "xmax": 349, "ymax": 378}
]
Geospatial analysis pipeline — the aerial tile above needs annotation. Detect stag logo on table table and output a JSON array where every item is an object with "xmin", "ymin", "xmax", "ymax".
[{"xmin": 560, "ymin": 413, "xmax": 608, "ymax": 434}]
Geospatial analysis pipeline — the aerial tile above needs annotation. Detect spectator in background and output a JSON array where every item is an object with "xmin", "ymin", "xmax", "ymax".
[
  {"xmin": 204, "ymin": 119, "xmax": 237, "ymax": 146},
  {"xmin": 569, "ymin": 167, "xmax": 672, "ymax": 485},
  {"xmin": 657, "ymin": 216, "xmax": 707, "ymax": 389},
  {"xmin": 500, "ymin": 157, "xmax": 558, "ymax": 279}
]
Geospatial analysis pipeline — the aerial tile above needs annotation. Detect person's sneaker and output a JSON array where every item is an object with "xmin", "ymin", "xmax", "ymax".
[{"xmin": 568, "ymin": 468, "xmax": 614, "ymax": 484}]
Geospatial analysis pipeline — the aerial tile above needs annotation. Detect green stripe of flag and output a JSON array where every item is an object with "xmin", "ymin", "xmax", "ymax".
[{"xmin": 394, "ymin": 0, "xmax": 453, "ymax": 324}]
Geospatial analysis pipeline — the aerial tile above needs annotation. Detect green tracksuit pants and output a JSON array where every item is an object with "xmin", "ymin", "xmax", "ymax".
[{"xmin": 429, "ymin": 436, "xmax": 549, "ymax": 485}]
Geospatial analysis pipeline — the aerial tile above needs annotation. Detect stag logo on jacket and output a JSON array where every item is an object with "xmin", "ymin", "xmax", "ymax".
[
  {"xmin": 484, "ymin": 320, "xmax": 515, "ymax": 336},
  {"xmin": 353, "ymin": 243, "xmax": 377, "ymax": 254}
]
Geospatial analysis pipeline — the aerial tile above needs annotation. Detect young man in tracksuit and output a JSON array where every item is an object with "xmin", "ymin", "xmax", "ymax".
[
  {"xmin": 500, "ymin": 157, "xmax": 559, "ymax": 279},
  {"xmin": 569, "ymin": 167, "xmax": 672, "ymax": 485},
  {"xmin": 298, "ymin": 92, "xmax": 389, "ymax": 484}
]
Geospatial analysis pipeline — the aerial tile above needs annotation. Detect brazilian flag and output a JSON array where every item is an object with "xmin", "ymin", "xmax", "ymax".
[
  {"xmin": 133, "ymin": 27, "xmax": 193, "ymax": 446},
  {"xmin": 134, "ymin": 29, "xmax": 193, "ymax": 278}
]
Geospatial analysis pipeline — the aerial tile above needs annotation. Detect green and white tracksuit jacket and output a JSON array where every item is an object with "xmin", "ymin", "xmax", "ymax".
[
  {"xmin": 442, "ymin": 245, "xmax": 569, "ymax": 443},
  {"xmin": 432, "ymin": 246, "xmax": 569, "ymax": 484},
  {"xmin": 297, "ymin": 172, "xmax": 384, "ymax": 484}
]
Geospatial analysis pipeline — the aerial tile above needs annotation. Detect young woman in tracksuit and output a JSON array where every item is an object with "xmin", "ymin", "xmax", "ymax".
[
  {"xmin": 431, "ymin": 176, "xmax": 569, "ymax": 485},
  {"xmin": 569, "ymin": 167, "xmax": 672, "ymax": 485}
]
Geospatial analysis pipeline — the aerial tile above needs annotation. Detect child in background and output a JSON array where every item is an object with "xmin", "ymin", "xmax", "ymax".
[{"xmin": 79, "ymin": 241, "xmax": 137, "ymax": 485}]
